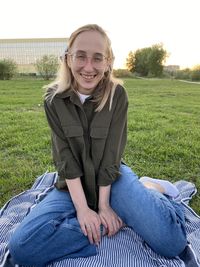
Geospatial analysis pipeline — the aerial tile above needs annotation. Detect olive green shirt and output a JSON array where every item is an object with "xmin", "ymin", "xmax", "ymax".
[{"xmin": 44, "ymin": 84, "xmax": 128, "ymax": 210}]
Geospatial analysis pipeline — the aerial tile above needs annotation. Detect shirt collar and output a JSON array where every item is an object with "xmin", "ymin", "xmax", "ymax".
[
  {"xmin": 55, "ymin": 88, "xmax": 95, "ymax": 101},
  {"xmin": 55, "ymin": 88, "xmax": 94, "ymax": 108},
  {"xmin": 55, "ymin": 88, "xmax": 74, "ymax": 99}
]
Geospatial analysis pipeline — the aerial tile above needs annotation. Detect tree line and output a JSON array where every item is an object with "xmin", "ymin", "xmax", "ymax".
[
  {"xmin": 0, "ymin": 44, "xmax": 200, "ymax": 81},
  {"xmin": 125, "ymin": 44, "xmax": 200, "ymax": 80}
]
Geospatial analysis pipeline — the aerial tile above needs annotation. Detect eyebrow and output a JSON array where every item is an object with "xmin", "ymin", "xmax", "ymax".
[
  {"xmin": 75, "ymin": 50, "xmax": 86, "ymax": 54},
  {"xmin": 75, "ymin": 50, "xmax": 104, "ymax": 56}
]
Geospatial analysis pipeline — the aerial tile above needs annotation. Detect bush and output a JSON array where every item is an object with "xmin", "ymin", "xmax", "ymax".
[
  {"xmin": 191, "ymin": 65, "xmax": 200, "ymax": 81},
  {"xmin": 35, "ymin": 55, "xmax": 59, "ymax": 80},
  {"xmin": 174, "ymin": 68, "xmax": 191, "ymax": 80},
  {"xmin": 0, "ymin": 59, "xmax": 17, "ymax": 80},
  {"xmin": 113, "ymin": 69, "xmax": 134, "ymax": 78}
]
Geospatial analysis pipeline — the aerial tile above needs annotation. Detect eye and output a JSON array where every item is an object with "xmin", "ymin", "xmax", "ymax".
[
  {"xmin": 76, "ymin": 54, "xmax": 86, "ymax": 61},
  {"xmin": 93, "ymin": 56, "xmax": 103, "ymax": 62}
]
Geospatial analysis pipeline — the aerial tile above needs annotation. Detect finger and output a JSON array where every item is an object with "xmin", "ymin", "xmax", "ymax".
[
  {"xmin": 99, "ymin": 215, "xmax": 108, "ymax": 229},
  {"xmin": 91, "ymin": 223, "xmax": 101, "ymax": 245},
  {"xmin": 86, "ymin": 225, "xmax": 94, "ymax": 244},
  {"xmin": 117, "ymin": 216, "xmax": 124, "ymax": 227},
  {"xmin": 80, "ymin": 224, "xmax": 87, "ymax": 236},
  {"xmin": 113, "ymin": 220, "xmax": 119, "ymax": 235},
  {"xmin": 94, "ymin": 222, "xmax": 101, "ymax": 243},
  {"xmin": 94, "ymin": 214, "xmax": 101, "ymax": 231},
  {"xmin": 116, "ymin": 217, "xmax": 124, "ymax": 231},
  {"xmin": 116, "ymin": 217, "xmax": 122, "ymax": 229},
  {"xmin": 107, "ymin": 220, "xmax": 115, "ymax": 236},
  {"xmin": 108, "ymin": 218, "xmax": 120, "ymax": 236},
  {"xmin": 112, "ymin": 215, "xmax": 122, "ymax": 232}
]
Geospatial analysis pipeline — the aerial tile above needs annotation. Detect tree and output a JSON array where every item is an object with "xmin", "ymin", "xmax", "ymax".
[
  {"xmin": 0, "ymin": 59, "xmax": 17, "ymax": 80},
  {"xmin": 35, "ymin": 55, "xmax": 59, "ymax": 80},
  {"xmin": 148, "ymin": 44, "xmax": 168, "ymax": 77},
  {"xmin": 126, "ymin": 51, "xmax": 135, "ymax": 73},
  {"xmin": 191, "ymin": 65, "xmax": 200, "ymax": 81},
  {"xmin": 134, "ymin": 47, "xmax": 150, "ymax": 76},
  {"xmin": 126, "ymin": 44, "xmax": 168, "ymax": 77}
]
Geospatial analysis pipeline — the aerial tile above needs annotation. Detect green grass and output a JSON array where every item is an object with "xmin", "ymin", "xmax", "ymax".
[{"xmin": 0, "ymin": 78, "xmax": 200, "ymax": 214}]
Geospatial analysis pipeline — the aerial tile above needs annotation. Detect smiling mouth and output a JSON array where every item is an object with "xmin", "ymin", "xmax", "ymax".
[{"xmin": 81, "ymin": 73, "xmax": 97, "ymax": 80}]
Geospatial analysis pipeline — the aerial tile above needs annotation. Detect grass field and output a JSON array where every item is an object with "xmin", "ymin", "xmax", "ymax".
[{"xmin": 0, "ymin": 78, "xmax": 200, "ymax": 213}]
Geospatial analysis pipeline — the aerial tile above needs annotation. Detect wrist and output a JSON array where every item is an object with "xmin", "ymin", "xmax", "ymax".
[
  {"xmin": 74, "ymin": 200, "xmax": 89, "ymax": 212},
  {"xmin": 98, "ymin": 202, "xmax": 110, "ymax": 210},
  {"xmin": 65, "ymin": 177, "xmax": 89, "ymax": 212},
  {"xmin": 98, "ymin": 185, "xmax": 111, "ymax": 209}
]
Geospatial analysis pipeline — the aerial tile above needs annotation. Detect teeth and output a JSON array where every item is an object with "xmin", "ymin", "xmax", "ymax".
[{"xmin": 81, "ymin": 74, "xmax": 95, "ymax": 79}]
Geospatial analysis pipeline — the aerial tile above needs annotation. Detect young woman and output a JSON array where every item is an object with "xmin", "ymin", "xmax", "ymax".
[{"xmin": 8, "ymin": 24, "xmax": 187, "ymax": 266}]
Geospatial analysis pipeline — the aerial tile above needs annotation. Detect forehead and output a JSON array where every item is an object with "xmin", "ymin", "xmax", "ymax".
[{"xmin": 71, "ymin": 30, "xmax": 107, "ymax": 54}]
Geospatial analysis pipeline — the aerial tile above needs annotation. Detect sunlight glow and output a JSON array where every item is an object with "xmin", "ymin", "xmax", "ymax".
[{"xmin": 0, "ymin": 0, "xmax": 199, "ymax": 69}]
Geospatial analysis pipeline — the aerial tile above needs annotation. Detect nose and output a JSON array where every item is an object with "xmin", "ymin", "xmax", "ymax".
[{"xmin": 83, "ymin": 57, "xmax": 94, "ymax": 71}]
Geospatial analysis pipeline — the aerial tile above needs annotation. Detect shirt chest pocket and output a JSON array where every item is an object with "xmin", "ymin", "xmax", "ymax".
[
  {"xmin": 90, "ymin": 127, "xmax": 108, "ymax": 139},
  {"xmin": 62, "ymin": 126, "xmax": 84, "ymax": 160},
  {"xmin": 63, "ymin": 125, "xmax": 83, "ymax": 138},
  {"xmin": 90, "ymin": 127, "xmax": 108, "ymax": 160}
]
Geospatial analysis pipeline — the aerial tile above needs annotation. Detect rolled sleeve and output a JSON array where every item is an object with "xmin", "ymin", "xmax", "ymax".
[{"xmin": 98, "ymin": 164, "xmax": 121, "ymax": 186}]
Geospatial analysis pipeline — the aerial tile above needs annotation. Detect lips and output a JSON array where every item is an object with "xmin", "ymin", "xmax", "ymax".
[{"xmin": 80, "ymin": 73, "xmax": 97, "ymax": 80}]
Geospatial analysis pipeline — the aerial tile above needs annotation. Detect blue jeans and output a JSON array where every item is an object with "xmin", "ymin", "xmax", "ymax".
[{"xmin": 9, "ymin": 165, "xmax": 187, "ymax": 266}]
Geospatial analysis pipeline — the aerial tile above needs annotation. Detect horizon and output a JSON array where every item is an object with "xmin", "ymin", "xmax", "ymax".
[{"xmin": 0, "ymin": 36, "xmax": 196, "ymax": 70}]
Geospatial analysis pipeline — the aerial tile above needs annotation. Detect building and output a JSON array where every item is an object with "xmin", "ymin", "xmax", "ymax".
[
  {"xmin": 0, "ymin": 38, "xmax": 68, "ymax": 73},
  {"xmin": 164, "ymin": 65, "xmax": 180, "ymax": 73}
]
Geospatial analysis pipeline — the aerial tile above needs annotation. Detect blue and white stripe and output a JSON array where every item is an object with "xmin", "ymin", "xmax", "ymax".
[{"xmin": 0, "ymin": 173, "xmax": 200, "ymax": 267}]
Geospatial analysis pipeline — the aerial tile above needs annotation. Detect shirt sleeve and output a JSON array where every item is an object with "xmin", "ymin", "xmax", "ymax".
[
  {"xmin": 97, "ymin": 86, "xmax": 128, "ymax": 186},
  {"xmin": 44, "ymin": 97, "xmax": 83, "ymax": 180}
]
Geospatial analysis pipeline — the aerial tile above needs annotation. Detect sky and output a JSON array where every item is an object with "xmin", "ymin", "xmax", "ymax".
[{"xmin": 0, "ymin": 0, "xmax": 200, "ymax": 69}]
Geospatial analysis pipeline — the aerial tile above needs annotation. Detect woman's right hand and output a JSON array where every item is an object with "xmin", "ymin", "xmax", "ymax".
[
  {"xmin": 76, "ymin": 207, "xmax": 101, "ymax": 245},
  {"xmin": 65, "ymin": 178, "xmax": 101, "ymax": 245}
]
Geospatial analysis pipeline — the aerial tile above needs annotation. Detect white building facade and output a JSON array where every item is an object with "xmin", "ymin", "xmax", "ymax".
[{"xmin": 0, "ymin": 38, "xmax": 68, "ymax": 73}]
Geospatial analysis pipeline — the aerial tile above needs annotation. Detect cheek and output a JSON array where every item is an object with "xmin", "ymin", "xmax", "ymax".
[
  {"xmin": 99, "ymin": 64, "xmax": 109, "ymax": 76},
  {"xmin": 96, "ymin": 70, "xmax": 106, "ymax": 81},
  {"xmin": 70, "ymin": 65, "xmax": 81, "ymax": 76}
]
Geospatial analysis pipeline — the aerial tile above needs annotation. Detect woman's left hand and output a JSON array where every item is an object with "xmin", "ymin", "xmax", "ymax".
[{"xmin": 98, "ymin": 205, "xmax": 124, "ymax": 237}]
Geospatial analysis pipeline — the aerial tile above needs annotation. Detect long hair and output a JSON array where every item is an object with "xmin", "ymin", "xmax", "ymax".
[{"xmin": 45, "ymin": 24, "xmax": 122, "ymax": 111}]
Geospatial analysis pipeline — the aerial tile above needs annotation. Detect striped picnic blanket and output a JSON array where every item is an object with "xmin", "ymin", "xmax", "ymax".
[{"xmin": 0, "ymin": 172, "xmax": 200, "ymax": 267}]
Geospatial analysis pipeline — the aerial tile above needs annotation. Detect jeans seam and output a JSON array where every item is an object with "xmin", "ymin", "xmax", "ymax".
[{"xmin": 61, "ymin": 224, "xmax": 83, "ymax": 234}]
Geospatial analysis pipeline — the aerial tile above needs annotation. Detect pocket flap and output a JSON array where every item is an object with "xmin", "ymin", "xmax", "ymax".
[
  {"xmin": 90, "ymin": 127, "xmax": 108, "ymax": 138},
  {"xmin": 63, "ymin": 126, "xmax": 83, "ymax": 137}
]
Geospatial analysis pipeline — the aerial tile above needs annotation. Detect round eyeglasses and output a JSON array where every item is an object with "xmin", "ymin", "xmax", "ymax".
[{"xmin": 66, "ymin": 52, "xmax": 108, "ymax": 68}]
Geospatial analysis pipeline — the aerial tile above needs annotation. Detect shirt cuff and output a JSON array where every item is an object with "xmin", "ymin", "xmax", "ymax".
[
  {"xmin": 56, "ymin": 160, "xmax": 83, "ymax": 180},
  {"xmin": 97, "ymin": 164, "xmax": 121, "ymax": 186}
]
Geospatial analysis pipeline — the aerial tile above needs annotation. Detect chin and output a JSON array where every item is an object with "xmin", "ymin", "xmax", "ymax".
[{"xmin": 78, "ymin": 82, "xmax": 98, "ymax": 93}]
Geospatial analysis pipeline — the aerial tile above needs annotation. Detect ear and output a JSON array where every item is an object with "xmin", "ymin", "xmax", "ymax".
[
  {"xmin": 67, "ymin": 55, "xmax": 71, "ymax": 68},
  {"xmin": 106, "ymin": 57, "xmax": 113, "ymax": 72},
  {"xmin": 105, "ymin": 63, "xmax": 111, "ymax": 73}
]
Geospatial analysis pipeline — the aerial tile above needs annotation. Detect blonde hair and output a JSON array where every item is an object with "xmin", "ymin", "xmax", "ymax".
[{"xmin": 45, "ymin": 24, "xmax": 122, "ymax": 111}]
